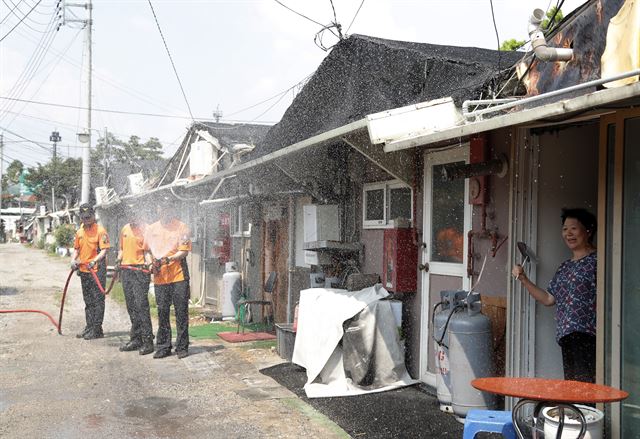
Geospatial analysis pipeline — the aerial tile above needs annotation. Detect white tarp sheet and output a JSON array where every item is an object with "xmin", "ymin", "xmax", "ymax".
[{"xmin": 292, "ymin": 284, "xmax": 417, "ymax": 398}]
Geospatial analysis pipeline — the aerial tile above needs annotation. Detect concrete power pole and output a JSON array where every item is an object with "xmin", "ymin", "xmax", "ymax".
[
  {"xmin": 0, "ymin": 133, "xmax": 3, "ymax": 216},
  {"xmin": 62, "ymin": 0, "xmax": 93, "ymax": 204}
]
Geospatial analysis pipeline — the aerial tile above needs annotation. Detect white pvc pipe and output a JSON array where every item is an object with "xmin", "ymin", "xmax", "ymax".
[
  {"xmin": 528, "ymin": 8, "xmax": 573, "ymax": 62},
  {"xmin": 465, "ymin": 68, "xmax": 640, "ymax": 119}
]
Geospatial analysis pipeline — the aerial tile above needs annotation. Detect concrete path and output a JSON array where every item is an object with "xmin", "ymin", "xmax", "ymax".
[{"xmin": 0, "ymin": 243, "xmax": 347, "ymax": 439}]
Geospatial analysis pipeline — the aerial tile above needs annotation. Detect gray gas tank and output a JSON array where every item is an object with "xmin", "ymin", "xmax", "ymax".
[
  {"xmin": 449, "ymin": 292, "xmax": 497, "ymax": 419},
  {"xmin": 433, "ymin": 290, "xmax": 467, "ymax": 413}
]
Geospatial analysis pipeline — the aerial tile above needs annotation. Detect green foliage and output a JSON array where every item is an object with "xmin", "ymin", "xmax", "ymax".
[
  {"xmin": 90, "ymin": 131, "xmax": 165, "ymax": 187},
  {"xmin": 46, "ymin": 243, "xmax": 57, "ymax": 255},
  {"xmin": 53, "ymin": 224, "xmax": 76, "ymax": 248},
  {"xmin": 37, "ymin": 237, "xmax": 46, "ymax": 249},
  {"xmin": 1, "ymin": 160, "xmax": 24, "ymax": 192},
  {"xmin": 500, "ymin": 39, "xmax": 526, "ymax": 51},
  {"xmin": 542, "ymin": 6, "xmax": 563, "ymax": 31},
  {"xmin": 25, "ymin": 158, "xmax": 82, "ymax": 208}
]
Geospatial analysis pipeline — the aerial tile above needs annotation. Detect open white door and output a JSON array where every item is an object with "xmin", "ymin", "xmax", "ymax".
[{"xmin": 419, "ymin": 145, "xmax": 471, "ymax": 385}]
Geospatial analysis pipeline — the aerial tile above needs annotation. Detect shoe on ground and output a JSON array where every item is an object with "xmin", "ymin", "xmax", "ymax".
[
  {"xmin": 176, "ymin": 350, "xmax": 188, "ymax": 359},
  {"xmin": 76, "ymin": 327, "xmax": 90, "ymax": 338},
  {"xmin": 119, "ymin": 340, "xmax": 142, "ymax": 352},
  {"xmin": 83, "ymin": 328, "xmax": 104, "ymax": 340},
  {"xmin": 153, "ymin": 349, "xmax": 171, "ymax": 359},
  {"xmin": 139, "ymin": 340, "xmax": 154, "ymax": 356}
]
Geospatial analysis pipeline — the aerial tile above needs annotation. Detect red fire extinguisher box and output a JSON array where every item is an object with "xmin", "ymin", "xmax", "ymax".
[{"xmin": 383, "ymin": 228, "xmax": 418, "ymax": 293}]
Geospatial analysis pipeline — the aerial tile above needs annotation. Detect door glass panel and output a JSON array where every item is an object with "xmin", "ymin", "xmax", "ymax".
[
  {"xmin": 622, "ymin": 116, "xmax": 640, "ymax": 436},
  {"xmin": 431, "ymin": 162, "xmax": 465, "ymax": 263}
]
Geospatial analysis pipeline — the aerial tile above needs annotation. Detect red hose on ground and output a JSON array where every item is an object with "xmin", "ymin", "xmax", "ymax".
[
  {"xmin": 0, "ymin": 309, "xmax": 60, "ymax": 332},
  {"xmin": 57, "ymin": 269, "xmax": 76, "ymax": 334}
]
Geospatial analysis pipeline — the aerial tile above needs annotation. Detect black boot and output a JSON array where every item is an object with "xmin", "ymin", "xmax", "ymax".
[
  {"xmin": 139, "ymin": 337, "xmax": 154, "ymax": 356},
  {"xmin": 119, "ymin": 339, "xmax": 142, "ymax": 352},
  {"xmin": 83, "ymin": 326, "xmax": 104, "ymax": 340},
  {"xmin": 76, "ymin": 327, "xmax": 90, "ymax": 338}
]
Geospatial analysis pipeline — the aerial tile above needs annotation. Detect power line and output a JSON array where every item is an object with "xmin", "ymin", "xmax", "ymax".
[
  {"xmin": 488, "ymin": 0, "xmax": 501, "ymax": 73},
  {"xmin": 225, "ymin": 72, "xmax": 313, "ymax": 117},
  {"xmin": 273, "ymin": 0, "xmax": 324, "ymax": 27},
  {"xmin": 0, "ymin": 95, "xmax": 275, "ymax": 123},
  {"xmin": 0, "ymin": 0, "xmax": 26, "ymax": 25},
  {"xmin": 328, "ymin": 0, "xmax": 342, "ymax": 39},
  {"xmin": 0, "ymin": 0, "xmax": 43, "ymax": 43},
  {"xmin": 346, "ymin": 0, "xmax": 365, "ymax": 34},
  {"xmin": 146, "ymin": 0, "xmax": 194, "ymax": 121}
]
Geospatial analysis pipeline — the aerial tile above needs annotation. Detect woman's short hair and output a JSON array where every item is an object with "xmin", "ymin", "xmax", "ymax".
[{"xmin": 561, "ymin": 208, "xmax": 597, "ymax": 243}]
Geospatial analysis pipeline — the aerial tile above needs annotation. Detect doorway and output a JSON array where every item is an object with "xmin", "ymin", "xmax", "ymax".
[{"xmin": 419, "ymin": 145, "xmax": 471, "ymax": 385}]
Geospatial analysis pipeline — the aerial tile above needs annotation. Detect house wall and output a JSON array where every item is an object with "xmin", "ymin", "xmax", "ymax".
[{"xmin": 532, "ymin": 122, "xmax": 599, "ymax": 378}]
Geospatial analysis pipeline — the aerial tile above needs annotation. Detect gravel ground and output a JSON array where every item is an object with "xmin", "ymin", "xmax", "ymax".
[{"xmin": 0, "ymin": 243, "xmax": 347, "ymax": 439}]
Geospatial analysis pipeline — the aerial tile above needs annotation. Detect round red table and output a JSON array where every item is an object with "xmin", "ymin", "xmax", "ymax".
[{"xmin": 472, "ymin": 377, "xmax": 628, "ymax": 438}]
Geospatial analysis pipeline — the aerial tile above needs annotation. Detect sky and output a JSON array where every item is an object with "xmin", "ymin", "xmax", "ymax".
[{"xmin": 0, "ymin": 0, "xmax": 585, "ymax": 168}]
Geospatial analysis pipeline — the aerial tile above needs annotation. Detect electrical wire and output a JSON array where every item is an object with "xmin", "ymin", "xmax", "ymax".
[
  {"xmin": 0, "ymin": 0, "xmax": 43, "ymax": 42},
  {"xmin": 0, "ymin": 0, "xmax": 25, "ymax": 25},
  {"xmin": 327, "ymin": 0, "xmax": 342, "ymax": 39},
  {"xmin": 488, "ymin": 0, "xmax": 501, "ymax": 74},
  {"xmin": 146, "ymin": 0, "xmax": 194, "ymax": 121},
  {"xmin": 225, "ymin": 73, "xmax": 313, "ymax": 118},
  {"xmin": 345, "ymin": 0, "xmax": 365, "ymax": 35},
  {"xmin": 273, "ymin": 0, "xmax": 324, "ymax": 27}
]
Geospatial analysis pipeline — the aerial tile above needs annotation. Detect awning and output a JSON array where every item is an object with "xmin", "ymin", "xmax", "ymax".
[{"xmin": 382, "ymin": 80, "xmax": 640, "ymax": 152}]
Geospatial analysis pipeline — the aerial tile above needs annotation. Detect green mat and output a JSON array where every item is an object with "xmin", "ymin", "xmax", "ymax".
[{"xmin": 171, "ymin": 321, "xmax": 273, "ymax": 340}]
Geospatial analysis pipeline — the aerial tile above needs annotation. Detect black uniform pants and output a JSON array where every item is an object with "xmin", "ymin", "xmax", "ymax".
[
  {"xmin": 154, "ymin": 280, "xmax": 189, "ymax": 353},
  {"xmin": 121, "ymin": 269, "xmax": 153, "ymax": 341},
  {"xmin": 559, "ymin": 331, "xmax": 596, "ymax": 383},
  {"xmin": 79, "ymin": 266, "xmax": 106, "ymax": 329}
]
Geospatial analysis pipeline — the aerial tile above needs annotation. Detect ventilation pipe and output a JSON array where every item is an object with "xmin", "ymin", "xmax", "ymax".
[{"xmin": 528, "ymin": 8, "xmax": 573, "ymax": 62}]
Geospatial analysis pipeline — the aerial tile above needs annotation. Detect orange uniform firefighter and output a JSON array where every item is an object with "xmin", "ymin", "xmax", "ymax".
[
  {"xmin": 144, "ymin": 204, "xmax": 191, "ymax": 359},
  {"xmin": 71, "ymin": 203, "xmax": 110, "ymax": 340},
  {"xmin": 116, "ymin": 218, "xmax": 154, "ymax": 355}
]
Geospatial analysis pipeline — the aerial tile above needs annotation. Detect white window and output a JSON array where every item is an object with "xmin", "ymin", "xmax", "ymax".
[
  {"xmin": 231, "ymin": 205, "xmax": 251, "ymax": 237},
  {"xmin": 362, "ymin": 180, "xmax": 412, "ymax": 229}
]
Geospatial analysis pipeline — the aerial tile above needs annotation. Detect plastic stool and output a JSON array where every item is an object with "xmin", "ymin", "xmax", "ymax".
[{"xmin": 463, "ymin": 410, "xmax": 516, "ymax": 439}]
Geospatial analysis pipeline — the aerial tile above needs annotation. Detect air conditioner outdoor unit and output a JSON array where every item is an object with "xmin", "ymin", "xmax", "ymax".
[
  {"xmin": 189, "ymin": 140, "xmax": 216, "ymax": 177},
  {"xmin": 95, "ymin": 186, "xmax": 109, "ymax": 205},
  {"xmin": 128, "ymin": 173, "xmax": 145, "ymax": 194}
]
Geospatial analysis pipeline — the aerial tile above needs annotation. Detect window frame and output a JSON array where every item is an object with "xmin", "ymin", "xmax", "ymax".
[{"xmin": 362, "ymin": 180, "xmax": 413, "ymax": 229}]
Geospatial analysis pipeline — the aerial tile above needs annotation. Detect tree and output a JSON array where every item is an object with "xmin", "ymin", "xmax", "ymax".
[
  {"xmin": 500, "ymin": 7, "xmax": 564, "ymax": 52},
  {"xmin": 90, "ymin": 132, "xmax": 164, "ymax": 186},
  {"xmin": 25, "ymin": 158, "xmax": 83, "ymax": 208},
  {"xmin": 500, "ymin": 39, "xmax": 526, "ymax": 51},
  {"xmin": 1, "ymin": 159, "xmax": 24, "ymax": 191},
  {"xmin": 542, "ymin": 6, "xmax": 563, "ymax": 31}
]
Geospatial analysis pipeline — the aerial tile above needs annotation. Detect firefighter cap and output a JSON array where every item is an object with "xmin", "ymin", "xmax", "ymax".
[{"xmin": 78, "ymin": 203, "xmax": 95, "ymax": 216}]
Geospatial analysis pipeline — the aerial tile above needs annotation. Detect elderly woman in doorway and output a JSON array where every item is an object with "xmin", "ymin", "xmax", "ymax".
[{"xmin": 512, "ymin": 208, "xmax": 597, "ymax": 383}]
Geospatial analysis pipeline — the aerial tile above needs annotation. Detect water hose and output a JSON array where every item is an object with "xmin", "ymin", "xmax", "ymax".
[{"xmin": 0, "ymin": 309, "xmax": 60, "ymax": 332}]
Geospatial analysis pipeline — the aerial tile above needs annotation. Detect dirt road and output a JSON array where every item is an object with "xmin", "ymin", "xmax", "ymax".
[{"xmin": 0, "ymin": 243, "xmax": 346, "ymax": 438}]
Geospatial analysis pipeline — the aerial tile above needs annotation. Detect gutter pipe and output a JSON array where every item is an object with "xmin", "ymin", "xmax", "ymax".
[{"xmin": 528, "ymin": 8, "xmax": 573, "ymax": 62}]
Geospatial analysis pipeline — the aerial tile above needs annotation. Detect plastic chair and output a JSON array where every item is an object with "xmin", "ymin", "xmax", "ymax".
[
  {"xmin": 463, "ymin": 409, "xmax": 516, "ymax": 439},
  {"xmin": 237, "ymin": 272, "xmax": 276, "ymax": 334}
]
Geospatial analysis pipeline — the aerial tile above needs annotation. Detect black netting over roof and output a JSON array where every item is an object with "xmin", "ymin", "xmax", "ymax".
[{"xmin": 256, "ymin": 34, "xmax": 522, "ymax": 157}]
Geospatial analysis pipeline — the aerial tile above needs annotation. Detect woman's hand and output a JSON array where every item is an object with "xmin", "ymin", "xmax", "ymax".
[{"xmin": 512, "ymin": 264, "xmax": 526, "ymax": 280}]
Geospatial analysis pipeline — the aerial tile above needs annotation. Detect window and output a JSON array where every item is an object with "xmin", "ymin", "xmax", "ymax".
[
  {"xmin": 231, "ymin": 205, "xmax": 251, "ymax": 237},
  {"xmin": 363, "ymin": 181, "xmax": 412, "ymax": 229}
]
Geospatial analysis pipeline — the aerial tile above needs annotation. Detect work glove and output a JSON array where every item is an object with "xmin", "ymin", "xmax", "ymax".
[
  {"xmin": 87, "ymin": 261, "xmax": 96, "ymax": 269},
  {"xmin": 70, "ymin": 260, "xmax": 79, "ymax": 270},
  {"xmin": 161, "ymin": 257, "xmax": 171, "ymax": 265},
  {"xmin": 114, "ymin": 261, "xmax": 121, "ymax": 272}
]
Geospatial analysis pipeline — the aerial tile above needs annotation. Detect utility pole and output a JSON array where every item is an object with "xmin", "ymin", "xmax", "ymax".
[
  {"xmin": 0, "ymin": 133, "xmax": 3, "ymax": 216},
  {"xmin": 103, "ymin": 126, "xmax": 108, "ymax": 186},
  {"xmin": 61, "ymin": 0, "xmax": 93, "ymax": 204},
  {"xmin": 49, "ymin": 131, "xmax": 62, "ymax": 212}
]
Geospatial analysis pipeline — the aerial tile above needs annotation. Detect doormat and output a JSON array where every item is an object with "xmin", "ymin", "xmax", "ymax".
[
  {"xmin": 260, "ymin": 363, "xmax": 464, "ymax": 439},
  {"xmin": 218, "ymin": 331, "xmax": 276, "ymax": 343}
]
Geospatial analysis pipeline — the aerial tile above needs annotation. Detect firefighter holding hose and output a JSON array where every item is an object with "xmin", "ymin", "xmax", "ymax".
[
  {"xmin": 116, "ymin": 213, "xmax": 154, "ymax": 355},
  {"xmin": 71, "ymin": 203, "xmax": 110, "ymax": 340},
  {"xmin": 144, "ymin": 203, "xmax": 191, "ymax": 359}
]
